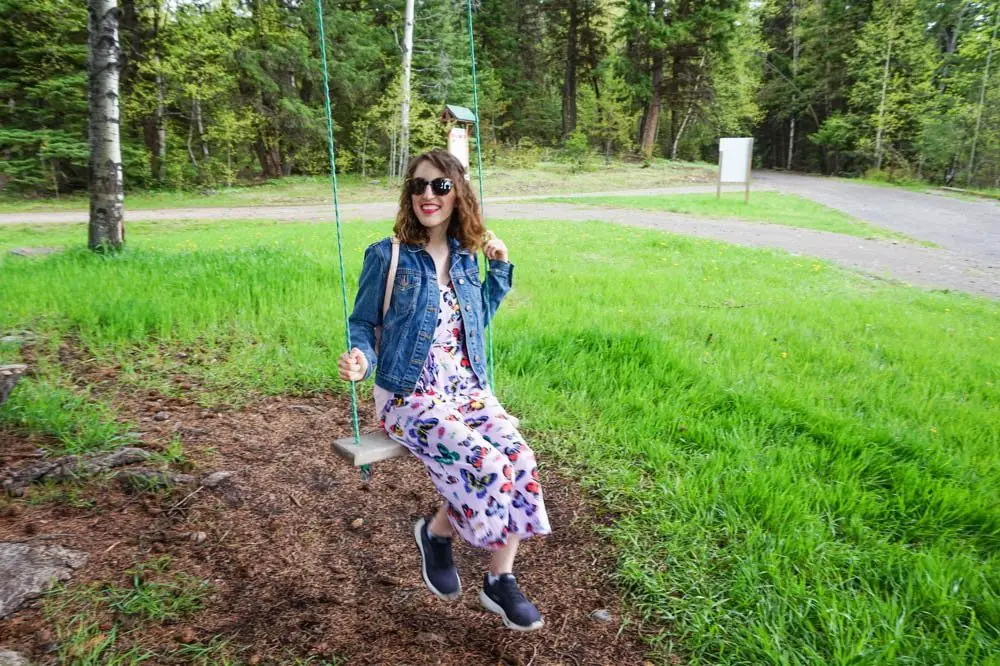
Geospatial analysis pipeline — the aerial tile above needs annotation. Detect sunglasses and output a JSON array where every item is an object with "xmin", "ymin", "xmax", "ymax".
[{"xmin": 407, "ymin": 177, "xmax": 454, "ymax": 196}]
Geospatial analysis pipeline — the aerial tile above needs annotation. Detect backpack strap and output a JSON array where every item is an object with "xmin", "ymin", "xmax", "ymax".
[{"xmin": 382, "ymin": 236, "xmax": 400, "ymax": 319}]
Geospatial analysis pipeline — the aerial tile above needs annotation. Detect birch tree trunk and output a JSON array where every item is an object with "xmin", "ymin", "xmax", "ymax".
[
  {"xmin": 88, "ymin": 0, "xmax": 125, "ymax": 251},
  {"xmin": 155, "ymin": 60, "xmax": 166, "ymax": 182},
  {"xmin": 670, "ymin": 54, "xmax": 707, "ymax": 160},
  {"xmin": 787, "ymin": 0, "xmax": 799, "ymax": 170},
  {"xmin": 399, "ymin": 0, "xmax": 415, "ymax": 177},
  {"xmin": 967, "ymin": 6, "xmax": 998, "ymax": 185},
  {"xmin": 874, "ymin": 21, "xmax": 894, "ymax": 172}
]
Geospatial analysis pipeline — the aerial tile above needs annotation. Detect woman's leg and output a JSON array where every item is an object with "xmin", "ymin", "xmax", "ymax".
[
  {"xmin": 428, "ymin": 502, "xmax": 454, "ymax": 539},
  {"xmin": 489, "ymin": 534, "xmax": 519, "ymax": 575}
]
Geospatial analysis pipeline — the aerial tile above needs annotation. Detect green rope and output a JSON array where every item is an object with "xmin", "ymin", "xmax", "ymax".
[
  {"xmin": 465, "ymin": 0, "xmax": 495, "ymax": 388},
  {"xmin": 315, "ymin": 0, "xmax": 370, "ymax": 479}
]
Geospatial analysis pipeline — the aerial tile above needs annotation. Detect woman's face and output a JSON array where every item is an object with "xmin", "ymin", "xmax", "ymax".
[{"xmin": 410, "ymin": 161, "xmax": 456, "ymax": 232}]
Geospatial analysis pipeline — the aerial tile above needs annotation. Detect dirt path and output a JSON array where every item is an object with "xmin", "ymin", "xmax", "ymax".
[
  {"xmin": 3, "ymin": 176, "xmax": 997, "ymax": 298},
  {"xmin": 1, "ymin": 365, "xmax": 659, "ymax": 664}
]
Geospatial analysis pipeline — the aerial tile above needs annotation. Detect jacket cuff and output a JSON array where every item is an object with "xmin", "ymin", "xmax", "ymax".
[{"xmin": 488, "ymin": 259, "xmax": 513, "ymax": 278}]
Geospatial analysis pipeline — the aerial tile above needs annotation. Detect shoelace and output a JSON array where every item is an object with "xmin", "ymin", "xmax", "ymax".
[{"xmin": 494, "ymin": 576, "xmax": 528, "ymax": 606}]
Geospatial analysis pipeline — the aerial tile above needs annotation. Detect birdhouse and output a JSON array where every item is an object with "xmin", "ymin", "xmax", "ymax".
[{"xmin": 440, "ymin": 104, "xmax": 476, "ymax": 128}]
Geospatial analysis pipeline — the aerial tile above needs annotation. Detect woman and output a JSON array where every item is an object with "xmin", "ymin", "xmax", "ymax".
[{"xmin": 338, "ymin": 149, "xmax": 551, "ymax": 631}]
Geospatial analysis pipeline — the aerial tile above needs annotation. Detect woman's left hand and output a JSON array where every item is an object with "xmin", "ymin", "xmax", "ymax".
[{"xmin": 484, "ymin": 230, "xmax": 509, "ymax": 262}]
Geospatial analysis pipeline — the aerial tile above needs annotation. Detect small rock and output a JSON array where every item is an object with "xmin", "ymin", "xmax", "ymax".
[
  {"xmin": 153, "ymin": 411, "xmax": 170, "ymax": 422},
  {"xmin": 590, "ymin": 609, "xmax": 613, "ymax": 623},
  {"xmin": 0, "ymin": 505, "xmax": 22, "ymax": 519},
  {"xmin": 201, "ymin": 471, "xmax": 235, "ymax": 488},
  {"xmin": 415, "ymin": 631, "xmax": 445, "ymax": 645},
  {"xmin": 0, "ymin": 649, "xmax": 31, "ymax": 666},
  {"xmin": 176, "ymin": 627, "xmax": 196, "ymax": 643},
  {"xmin": 188, "ymin": 531, "xmax": 207, "ymax": 546},
  {"xmin": 0, "ymin": 543, "xmax": 88, "ymax": 619},
  {"xmin": 290, "ymin": 404, "xmax": 318, "ymax": 414},
  {"xmin": 8, "ymin": 247, "xmax": 60, "ymax": 258},
  {"xmin": 349, "ymin": 518, "xmax": 364, "ymax": 530},
  {"xmin": 248, "ymin": 655, "xmax": 262, "ymax": 666}
]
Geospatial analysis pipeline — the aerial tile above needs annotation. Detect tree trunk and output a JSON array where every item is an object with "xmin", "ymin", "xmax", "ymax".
[
  {"xmin": 787, "ymin": 0, "xmax": 799, "ymax": 170},
  {"xmin": 155, "ymin": 61, "xmax": 166, "ymax": 182},
  {"xmin": 254, "ymin": 133, "xmax": 281, "ymax": 179},
  {"xmin": 562, "ymin": 0, "xmax": 579, "ymax": 138},
  {"xmin": 640, "ymin": 54, "xmax": 664, "ymax": 160},
  {"xmin": 671, "ymin": 54, "xmax": 706, "ymax": 160},
  {"xmin": 874, "ymin": 25, "xmax": 893, "ymax": 172},
  {"xmin": 399, "ymin": 0, "xmax": 415, "ymax": 177},
  {"xmin": 194, "ymin": 97, "xmax": 208, "ymax": 160},
  {"xmin": 187, "ymin": 101, "xmax": 199, "ymax": 170},
  {"xmin": 88, "ymin": 0, "xmax": 125, "ymax": 251},
  {"xmin": 967, "ymin": 6, "xmax": 998, "ymax": 186}
]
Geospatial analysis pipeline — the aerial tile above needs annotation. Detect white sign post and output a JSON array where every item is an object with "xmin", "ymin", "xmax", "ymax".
[
  {"xmin": 717, "ymin": 137, "xmax": 754, "ymax": 203},
  {"xmin": 448, "ymin": 127, "xmax": 470, "ymax": 180}
]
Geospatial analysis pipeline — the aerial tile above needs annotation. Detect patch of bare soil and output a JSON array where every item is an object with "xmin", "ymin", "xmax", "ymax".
[{"xmin": 1, "ymin": 371, "xmax": 666, "ymax": 664}]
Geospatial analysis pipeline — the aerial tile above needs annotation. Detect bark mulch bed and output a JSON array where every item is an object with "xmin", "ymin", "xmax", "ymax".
[{"xmin": 1, "ymin": 376, "xmax": 669, "ymax": 665}]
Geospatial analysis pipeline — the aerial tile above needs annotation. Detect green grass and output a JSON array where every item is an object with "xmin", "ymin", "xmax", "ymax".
[
  {"xmin": 545, "ymin": 191, "xmax": 917, "ymax": 241},
  {"xmin": 0, "ymin": 159, "xmax": 715, "ymax": 214},
  {"xmin": 105, "ymin": 557, "xmax": 210, "ymax": 622},
  {"xmin": 3, "ymin": 218, "xmax": 999, "ymax": 664},
  {"xmin": 0, "ymin": 371, "xmax": 138, "ymax": 455},
  {"xmin": 43, "ymin": 556, "xmax": 211, "ymax": 665}
]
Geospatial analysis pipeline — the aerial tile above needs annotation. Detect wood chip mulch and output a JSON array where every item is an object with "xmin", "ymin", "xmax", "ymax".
[{"xmin": 1, "ymin": 369, "xmax": 673, "ymax": 665}]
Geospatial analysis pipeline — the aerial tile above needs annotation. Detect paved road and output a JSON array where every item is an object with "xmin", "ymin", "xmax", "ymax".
[
  {"xmin": 756, "ymin": 171, "xmax": 1000, "ymax": 266},
  {"xmin": 3, "ymin": 173, "xmax": 998, "ymax": 298}
]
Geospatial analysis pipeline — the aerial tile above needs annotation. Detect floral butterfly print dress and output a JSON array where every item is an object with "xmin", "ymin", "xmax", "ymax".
[{"xmin": 379, "ymin": 282, "xmax": 551, "ymax": 550}]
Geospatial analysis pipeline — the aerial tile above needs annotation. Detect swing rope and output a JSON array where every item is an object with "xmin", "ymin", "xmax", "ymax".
[
  {"xmin": 316, "ymin": 0, "xmax": 493, "ymax": 474},
  {"xmin": 464, "ymin": 0, "xmax": 495, "ymax": 387},
  {"xmin": 316, "ymin": 0, "xmax": 369, "ymax": 478}
]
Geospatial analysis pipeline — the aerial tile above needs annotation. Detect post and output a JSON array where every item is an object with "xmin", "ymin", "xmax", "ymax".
[
  {"xmin": 717, "ymin": 150, "xmax": 723, "ymax": 200},
  {"xmin": 744, "ymin": 138, "xmax": 754, "ymax": 204},
  {"xmin": 398, "ymin": 0, "xmax": 415, "ymax": 178}
]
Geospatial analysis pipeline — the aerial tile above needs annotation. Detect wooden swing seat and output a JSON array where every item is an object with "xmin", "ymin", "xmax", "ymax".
[{"xmin": 332, "ymin": 430, "xmax": 408, "ymax": 466}]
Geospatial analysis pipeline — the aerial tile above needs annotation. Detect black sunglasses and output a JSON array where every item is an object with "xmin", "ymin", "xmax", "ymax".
[{"xmin": 407, "ymin": 177, "xmax": 454, "ymax": 196}]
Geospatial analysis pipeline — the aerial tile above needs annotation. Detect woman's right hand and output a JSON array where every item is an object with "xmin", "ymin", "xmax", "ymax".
[{"xmin": 338, "ymin": 348, "xmax": 369, "ymax": 382}]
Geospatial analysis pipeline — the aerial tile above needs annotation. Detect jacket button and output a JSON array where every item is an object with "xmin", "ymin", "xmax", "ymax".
[
  {"xmin": 465, "ymin": 305, "xmax": 471, "ymax": 312},
  {"xmin": 458, "ymin": 278, "xmax": 466, "ymax": 285},
  {"xmin": 474, "ymin": 355, "xmax": 480, "ymax": 362}
]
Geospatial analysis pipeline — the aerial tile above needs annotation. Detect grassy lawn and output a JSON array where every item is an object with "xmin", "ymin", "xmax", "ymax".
[
  {"xmin": 0, "ymin": 159, "xmax": 715, "ymax": 214},
  {"xmin": 1, "ymin": 219, "xmax": 998, "ymax": 664},
  {"xmin": 545, "ymin": 191, "xmax": 919, "ymax": 242}
]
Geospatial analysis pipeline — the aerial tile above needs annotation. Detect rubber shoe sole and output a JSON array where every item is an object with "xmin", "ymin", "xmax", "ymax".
[
  {"xmin": 479, "ymin": 589, "xmax": 545, "ymax": 632},
  {"xmin": 413, "ymin": 518, "xmax": 461, "ymax": 600}
]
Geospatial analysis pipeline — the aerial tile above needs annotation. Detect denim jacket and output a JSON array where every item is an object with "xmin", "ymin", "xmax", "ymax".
[{"xmin": 348, "ymin": 235, "xmax": 513, "ymax": 395}]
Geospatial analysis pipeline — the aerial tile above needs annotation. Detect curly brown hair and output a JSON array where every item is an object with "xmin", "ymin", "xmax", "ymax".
[{"xmin": 393, "ymin": 150, "xmax": 486, "ymax": 252}]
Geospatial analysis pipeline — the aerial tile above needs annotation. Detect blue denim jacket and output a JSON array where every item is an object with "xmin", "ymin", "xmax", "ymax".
[{"xmin": 348, "ymin": 235, "xmax": 513, "ymax": 395}]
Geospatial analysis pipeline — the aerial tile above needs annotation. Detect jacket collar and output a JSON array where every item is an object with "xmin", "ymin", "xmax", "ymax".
[{"xmin": 402, "ymin": 234, "xmax": 471, "ymax": 256}]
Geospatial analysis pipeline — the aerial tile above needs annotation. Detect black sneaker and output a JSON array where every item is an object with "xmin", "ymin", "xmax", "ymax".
[
  {"xmin": 413, "ymin": 517, "xmax": 461, "ymax": 600},
  {"xmin": 480, "ymin": 573, "xmax": 544, "ymax": 631}
]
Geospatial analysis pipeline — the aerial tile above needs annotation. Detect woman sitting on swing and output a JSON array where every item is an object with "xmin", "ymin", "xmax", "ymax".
[{"xmin": 337, "ymin": 149, "xmax": 551, "ymax": 632}]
